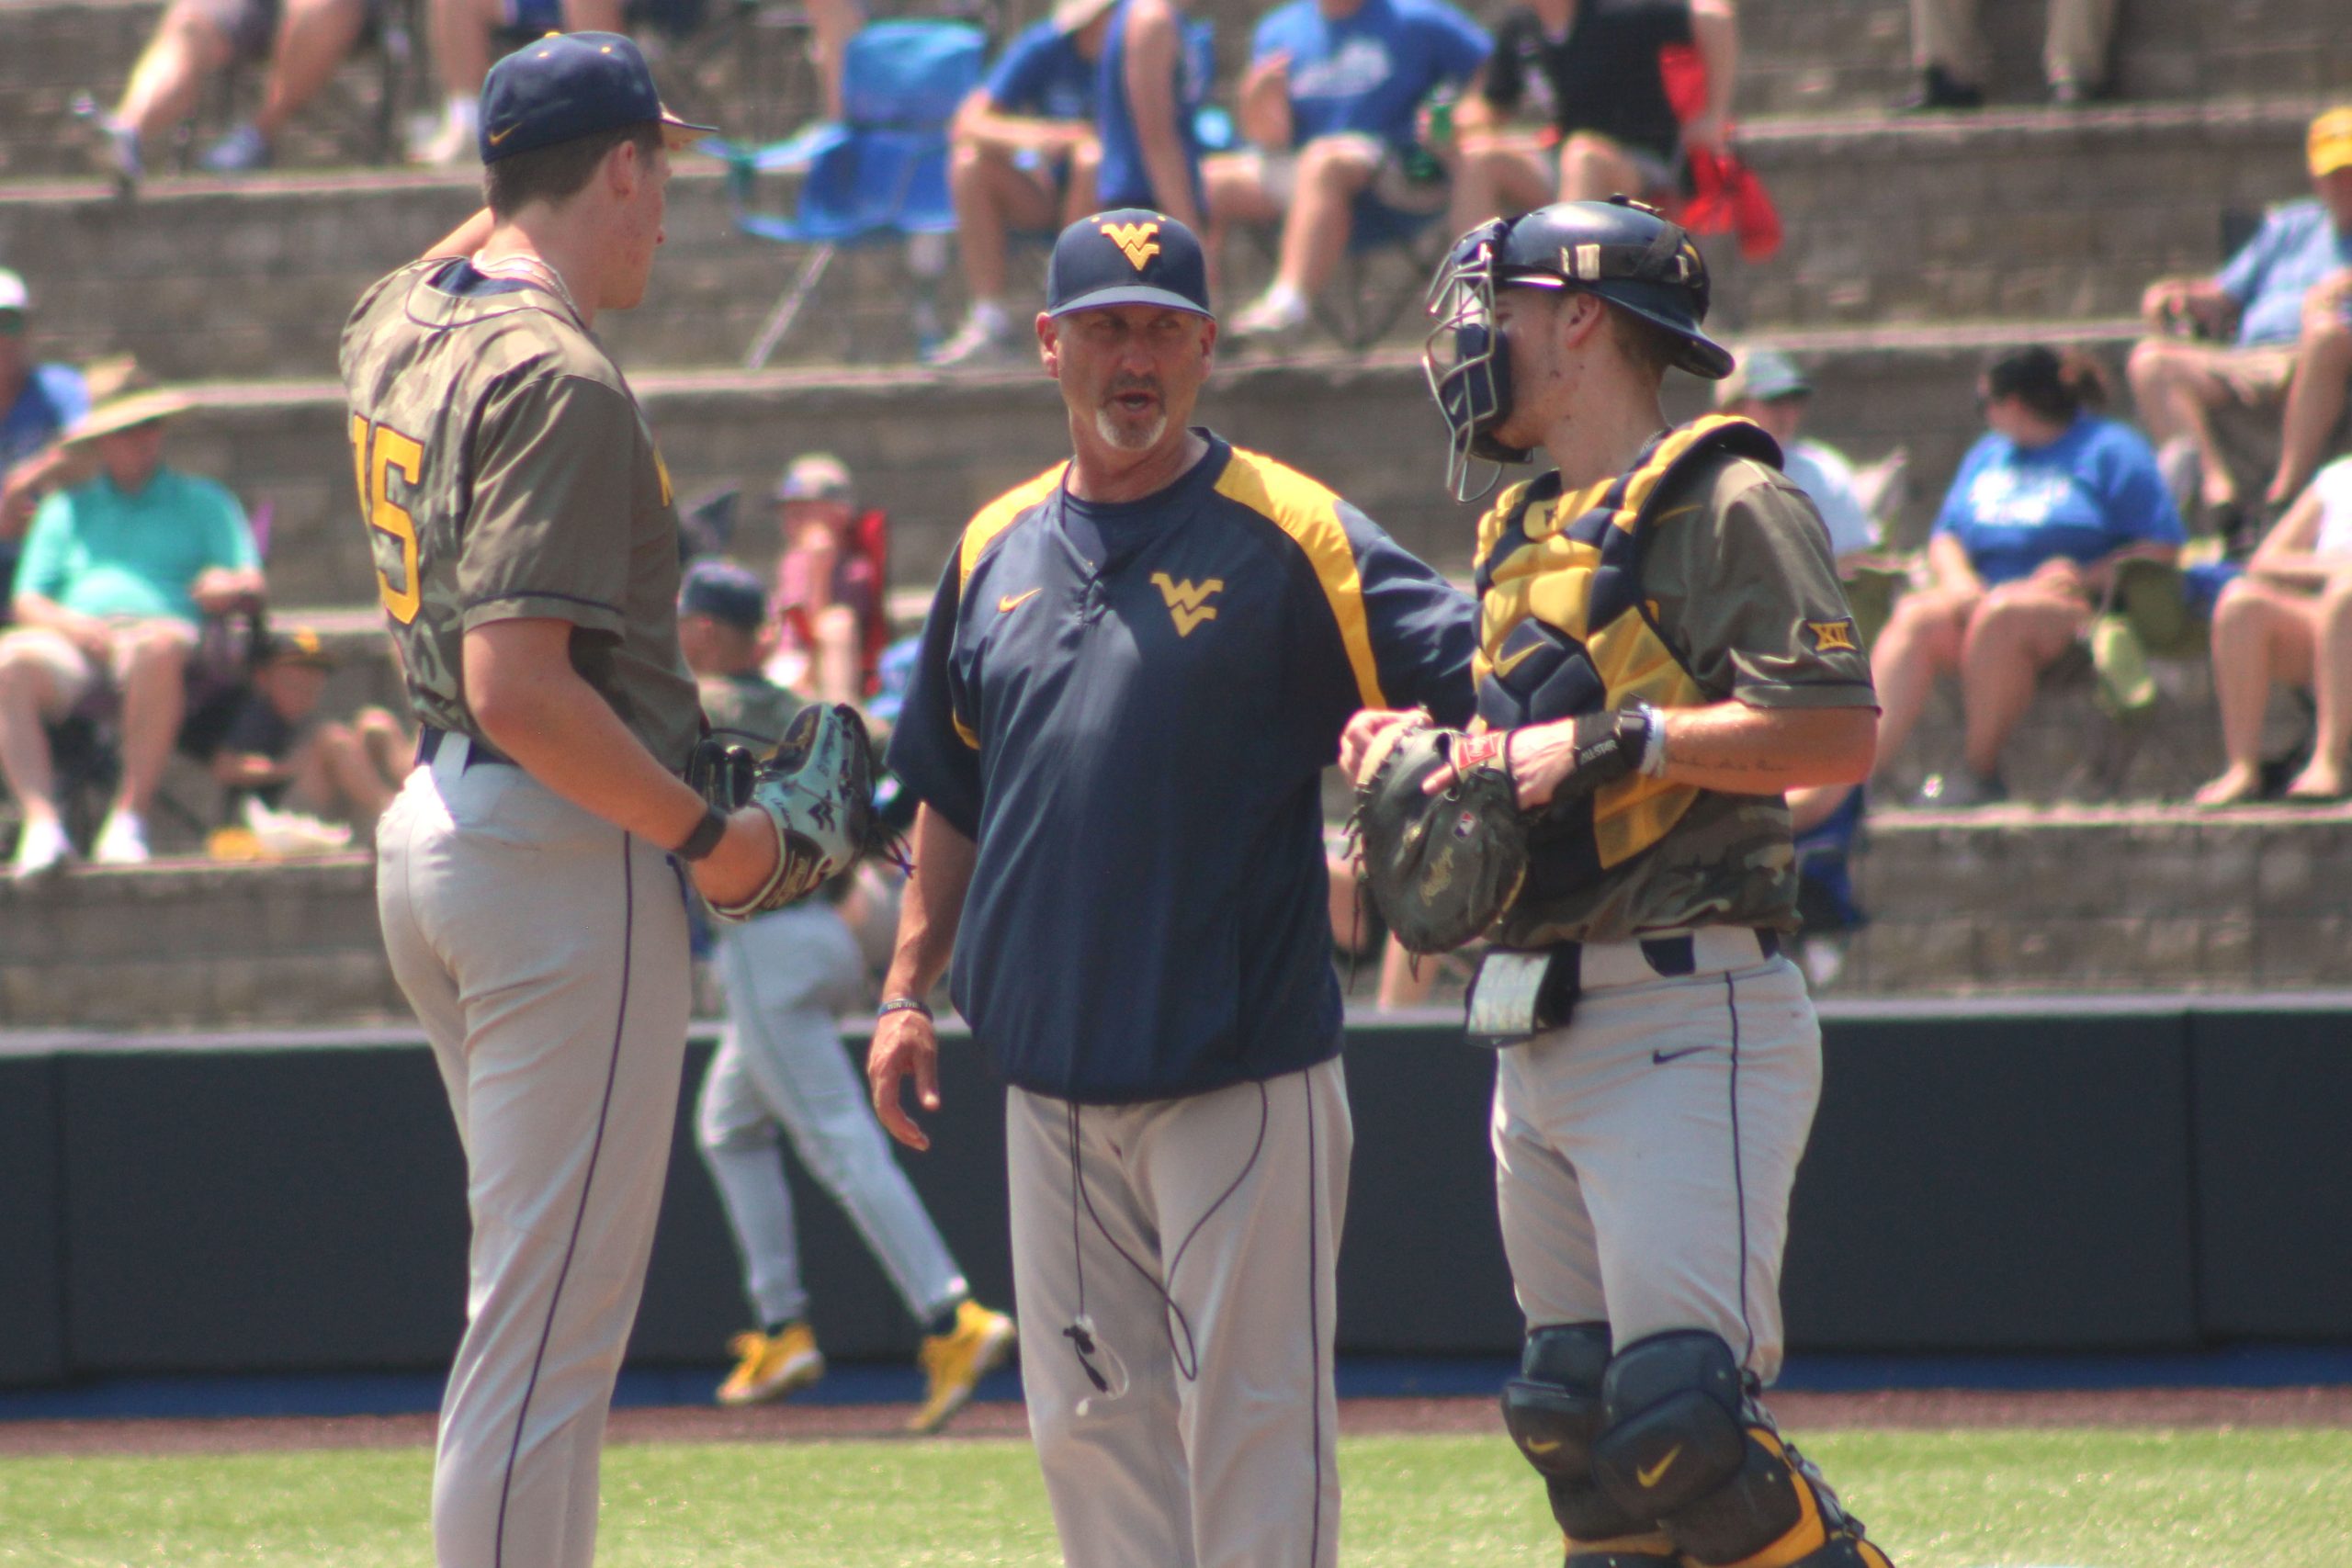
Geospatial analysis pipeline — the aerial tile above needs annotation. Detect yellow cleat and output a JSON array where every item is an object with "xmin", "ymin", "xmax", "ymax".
[
  {"xmin": 715, "ymin": 1324, "xmax": 824, "ymax": 1407},
  {"xmin": 908, "ymin": 1301, "xmax": 1017, "ymax": 1434}
]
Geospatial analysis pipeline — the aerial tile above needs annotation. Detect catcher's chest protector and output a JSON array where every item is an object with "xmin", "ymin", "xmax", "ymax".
[{"xmin": 1473, "ymin": 416, "xmax": 1781, "ymax": 886}]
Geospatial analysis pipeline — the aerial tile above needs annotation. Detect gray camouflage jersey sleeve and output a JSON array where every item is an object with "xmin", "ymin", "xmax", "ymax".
[{"xmin": 460, "ymin": 372, "xmax": 648, "ymax": 637}]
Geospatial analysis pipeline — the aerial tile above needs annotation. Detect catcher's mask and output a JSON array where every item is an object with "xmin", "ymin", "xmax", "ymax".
[{"xmin": 1422, "ymin": 197, "xmax": 1733, "ymax": 502}]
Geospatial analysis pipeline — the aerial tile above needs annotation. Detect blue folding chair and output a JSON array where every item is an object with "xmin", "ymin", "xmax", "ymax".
[{"xmin": 720, "ymin": 17, "xmax": 985, "ymax": 367}]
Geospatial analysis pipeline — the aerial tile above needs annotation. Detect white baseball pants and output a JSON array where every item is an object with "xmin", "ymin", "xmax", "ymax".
[
  {"xmin": 1493, "ymin": 936, "xmax": 1820, "ymax": 1383},
  {"xmin": 1006, "ymin": 1057, "xmax": 1351, "ymax": 1568},
  {"xmin": 696, "ymin": 900, "xmax": 967, "ymax": 1328},
  {"xmin": 378, "ymin": 743, "xmax": 691, "ymax": 1568}
]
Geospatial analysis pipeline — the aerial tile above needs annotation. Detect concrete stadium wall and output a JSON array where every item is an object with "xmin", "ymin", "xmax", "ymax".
[{"xmin": 6, "ymin": 999, "xmax": 2350, "ymax": 1388}]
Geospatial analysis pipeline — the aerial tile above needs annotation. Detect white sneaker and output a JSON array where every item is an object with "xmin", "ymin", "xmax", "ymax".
[
  {"xmin": 92, "ymin": 810, "xmax": 150, "ymax": 865},
  {"xmin": 11, "ymin": 817, "xmax": 74, "ymax": 880},
  {"xmin": 926, "ymin": 311, "xmax": 1023, "ymax": 369},
  {"xmin": 410, "ymin": 114, "xmax": 475, "ymax": 169},
  {"xmin": 1229, "ymin": 289, "xmax": 1310, "ymax": 342}
]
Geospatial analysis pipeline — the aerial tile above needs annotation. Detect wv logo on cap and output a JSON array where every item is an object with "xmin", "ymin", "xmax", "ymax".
[{"xmin": 1101, "ymin": 220, "xmax": 1161, "ymax": 272}]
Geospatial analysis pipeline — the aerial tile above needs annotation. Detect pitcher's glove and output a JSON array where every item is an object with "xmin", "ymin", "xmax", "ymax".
[
  {"xmin": 704, "ymin": 703, "xmax": 892, "ymax": 921},
  {"xmin": 1351, "ymin": 720, "xmax": 1529, "ymax": 955}
]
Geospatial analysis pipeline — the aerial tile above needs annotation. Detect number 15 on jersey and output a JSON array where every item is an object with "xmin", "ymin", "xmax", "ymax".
[{"xmin": 350, "ymin": 413, "xmax": 424, "ymax": 625}]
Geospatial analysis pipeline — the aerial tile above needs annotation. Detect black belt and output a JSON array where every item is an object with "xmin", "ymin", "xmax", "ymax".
[
  {"xmin": 1629, "ymin": 927, "xmax": 1779, "ymax": 977},
  {"xmin": 415, "ymin": 725, "xmax": 516, "ymax": 771}
]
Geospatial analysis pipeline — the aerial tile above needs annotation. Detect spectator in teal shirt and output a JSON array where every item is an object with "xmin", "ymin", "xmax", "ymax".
[{"xmin": 2, "ymin": 388, "xmax": 265, "ymax": 876}]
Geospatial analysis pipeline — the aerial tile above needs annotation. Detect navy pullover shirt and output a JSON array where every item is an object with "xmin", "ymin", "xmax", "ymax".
[{"xmin": 888, "ymin": 433, "xmax": 1476, "ymax": 1105}]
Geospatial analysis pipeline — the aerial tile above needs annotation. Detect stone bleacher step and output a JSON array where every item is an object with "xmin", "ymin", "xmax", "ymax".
[
  {"xmin": 1, "ymin": 802, "xmax": 2343, "ymax": 1029},
  {"xmin": 1837, "ymin": 802, "xmax": 2352, "ymax": 996},
  {"xmin": 3, "ymin": 0, "xmax": 2343, "ymax": 182},
  {"xmin": 0, "ymin": 98, "xmax": 2314, "ymax": 383},
  {"xmin": 175, "ymin": 322, "xmax": 2129, "ymax": 606}
]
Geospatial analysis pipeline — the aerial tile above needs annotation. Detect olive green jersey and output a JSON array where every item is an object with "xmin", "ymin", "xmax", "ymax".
[
  {"xmin": 339, "ymin": 257, "xmax": 700, "ymax": 771},
  {"xmin": 695, "ymin": 669, "xmax": 805, "ymax": 751},
  {"xmin": 1476, "ymin": 435, "xmax": 1877, "ymax": 946}
]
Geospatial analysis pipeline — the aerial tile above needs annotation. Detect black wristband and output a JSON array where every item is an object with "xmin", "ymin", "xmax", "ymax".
[
  {"xmin": 877, "ymin": 996, "xmax": 933, "ymax": 1021},
  {"xmin": 674, "ymin": 803, "xmax": 729, "ymax": 863}
]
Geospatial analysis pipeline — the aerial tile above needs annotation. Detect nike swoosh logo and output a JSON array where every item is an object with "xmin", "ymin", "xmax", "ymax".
[
  {"xmin": 1490, "ymin": 643, "xmax": 1540, "ymax": 681},
  {"xmin": 1636, "ymin": 1445, "xmax": 1682, "ymax": 1489},
  {"xmin": 1523, "ymin": 1438, "xmax": 1561, "ymax": 1455},
  {"xmin": 486, "ymin": 124, "xmax": 517, "ymax": 145},
  {"xmin": 998, "ymin": 588, "xmax": 1043, "ymax": 613},
  {"xmin": 1652, "ymin": 1046, "xmax": 1711, "ymax": 1065}
]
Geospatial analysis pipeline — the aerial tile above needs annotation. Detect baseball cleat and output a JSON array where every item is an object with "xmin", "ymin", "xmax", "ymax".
[
  {"xmin": 908, "ymin": 1301, "xmax": 1016, "ymax": 1434},
  {"xmin": 715, "ymin": 1324, "xmax": 824, "ymax": 1407}
]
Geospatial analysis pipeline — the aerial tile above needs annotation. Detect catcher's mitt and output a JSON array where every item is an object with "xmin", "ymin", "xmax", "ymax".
[
  {"xmin": 703, "ymin": 703, "xmax": 890, "ymax": 921},
  {"xmin": 1351, "ymin": 721, "xmax": 1529, "ymax": 955}
]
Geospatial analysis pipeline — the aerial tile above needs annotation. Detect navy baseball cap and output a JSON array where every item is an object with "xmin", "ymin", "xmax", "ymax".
[
  {"xmin": 479, "ymin": 32, "xmax": 715, "ymax": 165},
  {"xmin": 679, "ymin": 559, "xmax": 768, "ymax": 631},
  {"xmin": 1046, "ymin": 209, "xmax": 1213, "ymax": 319}
]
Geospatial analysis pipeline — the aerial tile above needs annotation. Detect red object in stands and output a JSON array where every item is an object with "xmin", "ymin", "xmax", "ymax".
[{"xmin": 1657, "ymin": 42, "xmax": 1784, "ymax": 263}]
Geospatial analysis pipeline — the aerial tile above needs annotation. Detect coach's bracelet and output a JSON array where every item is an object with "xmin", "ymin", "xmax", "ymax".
[
  {"xmin": 673, "ymin": 804, "xmax": 729, "ymax": 863},
  {"xmin": 877, "ymin": 997, "xmax": 933, "ymax": 1022}
]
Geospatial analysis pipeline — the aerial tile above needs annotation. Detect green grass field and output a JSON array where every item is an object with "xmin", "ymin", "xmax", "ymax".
[{"xmin": 4, "ymin": 1427, "xmax": 2347, "ymax": 1567}]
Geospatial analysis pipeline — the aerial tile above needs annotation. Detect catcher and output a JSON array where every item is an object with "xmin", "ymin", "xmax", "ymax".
[{"xmin": 1342, "ymin": 197, "xmax": 1889, "ymax": 1568}]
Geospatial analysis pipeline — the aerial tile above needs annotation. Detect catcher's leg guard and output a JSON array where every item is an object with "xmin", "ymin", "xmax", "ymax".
[
  {"xmin": 1590, "ymin": 1331, "xmax": 1896, "ymax": 1568},
  {"xmin": 1502, "ymin": 1324, "xmax": 1675, "ymax": 1565}
]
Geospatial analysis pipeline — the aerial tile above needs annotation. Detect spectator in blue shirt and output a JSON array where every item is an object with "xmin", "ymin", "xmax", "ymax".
[
  {"xmin": 1208, "ymin": 0, "xmax": 1489, "ymax": 344},
  {"xmin": 933, "ymin": 0, "xmax": 1118, "ymax": 368},
  {"xmin": 1871, "ymin": 347, "xmax": 2184, "ymax": 807},
  {"xmin": 0, "ymin": 273, "xmax": 90, "ymax": 593},
  {"xmin": 1, "ymin": 388, "xmax": 265, "ymax": 875},
  {"xmin": 2128, "ymin": 107, "xmax": 2352, "ymax": 526}
]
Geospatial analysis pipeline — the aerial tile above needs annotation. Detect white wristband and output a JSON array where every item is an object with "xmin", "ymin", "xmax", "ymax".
[{"xmin": 1635, "ymin": 703, "xmax": 1669, "ymax": 776}]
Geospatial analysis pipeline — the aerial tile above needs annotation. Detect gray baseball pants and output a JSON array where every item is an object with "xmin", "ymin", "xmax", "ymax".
[
  {"xmin": 1006, "ymin": 1056, "xmax": 1351, "ymax": 1568},
  {"xmin": 378, "ymin": 740, "xmax": 692, "ymax": 1568},
  {"xmin": 1493, "ymin": 933, "xmax": 1819, "ymax": 1382},
  {"xmin": 697, "ymin": 900, "xmax": 967, "ymax": 1328}
]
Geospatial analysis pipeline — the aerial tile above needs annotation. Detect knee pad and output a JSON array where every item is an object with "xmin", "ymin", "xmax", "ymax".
[
  {"xmin": 1591, "ymin": 1331, "xmax": 1893, "ymax": 1568},
  {"xmin": 1501, "ymin": 1324, "xmax": 1653, "ymax": 1544}
]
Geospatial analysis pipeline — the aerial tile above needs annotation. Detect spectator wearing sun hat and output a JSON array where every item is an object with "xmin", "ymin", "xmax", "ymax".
[
  {"xmin": 769, "ymin": 453, "xmax": 888, "ymax": 704},
  {"xmin": 1, "ymin": 380, "xmax": 264, "ymax": 874}
]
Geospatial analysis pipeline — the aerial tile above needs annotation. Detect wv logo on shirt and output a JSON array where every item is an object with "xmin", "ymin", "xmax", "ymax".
[{"xmin": 1150, "ymin": 571, "xmax": 1223, "ymax": 637}]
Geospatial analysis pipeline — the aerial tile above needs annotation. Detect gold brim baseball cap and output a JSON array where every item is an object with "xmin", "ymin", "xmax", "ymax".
[{"xmin": 2309, "ymin": 107, "xmax": 2352, "ymax": 177}]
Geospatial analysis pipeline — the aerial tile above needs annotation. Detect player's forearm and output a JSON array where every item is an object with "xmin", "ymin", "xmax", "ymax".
[
  {"xmin": 1648, "ymin": 702, "xmax": 1876, "ymax": 794},
  {"xmin": 463, "ymin": 622, "xmax": 708, "ymax": 851},
  {"xmin": 421, "ymin": 208, "xmax": 495, "ymax": 263},
  {"xmin": 882, "ymin": 805, "xmax": 977, "ymax": 1000}
]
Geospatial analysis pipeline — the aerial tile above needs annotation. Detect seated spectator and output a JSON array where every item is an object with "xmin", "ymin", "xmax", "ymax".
[
  {"xmin": 1441, "ymin": 0, "xmax": 1734, "ymax": 237},
  {"xmin": 1870, "ymin": 346, "xmax": 2184, "ymax": 807},
  {"xmin": 206, "ymin": 626, "xmax": 409, "ymax": 827},
  {"xmin": 2193, "ymin": 455, "xmax": 2352, "ymax": 805},
  {"xmin": 1896, "ymin": 0, "xmax": 2116, "ymax": 110},
  {"xmin": 930, "ymin": 0, "xmax": 1117, "ymax": 368},
  {"xmin": 2129, "ymin": 108, "xmax": 2352, "ymax": 533},
  {"xmin": 1716, "ymin": 346, "xmax": 1878, "ymax": 568},
  {"xmin": 1091, "ymin": 0, "xmax": 1209, "ymax": 226},
  {"xmin": 0, "ymin": 273, "xmax": 91, "ymax": 602},
  {"xmin": 413, "ymin": 0, "xmax": 597, "ymax": 165},
  {"xmin": 0, "ymin": 388, "xmax": 265, "ymax": 875},
  {"xmin": 766, "ymin": 454, "xmax": 885, "ymax": 705},
  {"xmin": 78, "ymin": 0, "xmax": 380, "ymax": 185},
  {"xmin": 1209, "ymin": 0, "xmax": 1489, "ymax": 344}
]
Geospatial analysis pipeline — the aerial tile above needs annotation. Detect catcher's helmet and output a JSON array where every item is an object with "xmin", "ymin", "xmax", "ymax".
[{"xmin": 1423, "ymin": 197, "xmax": 1733, "ymax": 499}]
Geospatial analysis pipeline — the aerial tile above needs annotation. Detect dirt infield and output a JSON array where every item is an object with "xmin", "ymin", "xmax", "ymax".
[{"xmin": 4, "ymin": 1386, "xmax": 2350, "ymax": 1458}]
